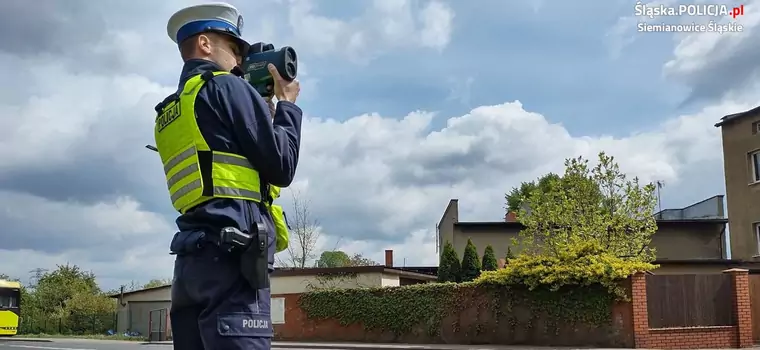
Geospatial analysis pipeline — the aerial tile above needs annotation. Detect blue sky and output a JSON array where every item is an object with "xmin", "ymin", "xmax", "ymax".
[{"xmin": 0, "ymin": 0, "xmax": 757, "ymax": 289}]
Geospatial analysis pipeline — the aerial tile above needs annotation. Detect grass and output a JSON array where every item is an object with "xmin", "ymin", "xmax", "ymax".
[{"xmin": 15, "ymin": 333, "xmax": 148, "ymax": 342}]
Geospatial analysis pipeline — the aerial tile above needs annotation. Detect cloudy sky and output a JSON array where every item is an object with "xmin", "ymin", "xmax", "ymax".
[{"xmin": 0, "ymin": 0, "xmax": 756, "ymax": 289}]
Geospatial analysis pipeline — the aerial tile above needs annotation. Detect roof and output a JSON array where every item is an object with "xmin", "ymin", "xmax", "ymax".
[
  {"xmin": 0, "ymin": 280, "xmax": 21, "ymax": 289},
  {"xmin": 397, "ymin": 259, "xmax": 760, "ymax": 276},
  {"xmin": 109, "ymin": 266, "xmax": 436, "ymax": 298},
  {"xmin": 272, "ymin": 266, "xmax": 437, "ymax": 280},
  {"xmin": 715, "ymin": 105, "xmax": 760, "ymax": 127},
  {"xmin": 454, "ymin": 218, "xmax": 727, "ymax": 229}
]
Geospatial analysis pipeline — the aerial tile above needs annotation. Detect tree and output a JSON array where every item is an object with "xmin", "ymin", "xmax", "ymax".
[
  {"xmin": 517, "ymin": 152, "xmax": 658, "ymax": 262},
  {"xmin": 315, "ymin": 251, "xmax": 379, "ymax": 268},
  {"xmin": 143, "ymin": 279, "xmax": 172, "ymax": 289},
  {"xmin": 123, "ymin": 280, "xmax": 143, "ymax": 292},
  {"xmin": 347, "ymin": 253, "xmax": 379, "ymax": 266},
  {"xmin": 505, "ymin": 173, "xmax": 561, "ymax": 212},
  {"xmin": 277, "ymin": 189, "xmax": 321, "ymax": 268},
  {"xmin": 437, "ymin": 241, "xmax": 461, "ymax": 283},
  {"xmin": 481, "ymin": 245, "xmax": 498, "ymax": 271},
  {"xmin": 460, "ymin": 238, "xmax": 482, "ymax": 282},
  {"xmin": 316, "ymin": 251, "xmax": 351, "ymax": 267},
  {"xmin": 16, "ymin": 264, "xmax": 125, "ymax": 335},
  {"xmin": 505, "ymin": 246, "xmax": 515, "ymax": 260},
  {"xmin": 34, "ymin": 264, "xmax": 99, "ymax": 316}
]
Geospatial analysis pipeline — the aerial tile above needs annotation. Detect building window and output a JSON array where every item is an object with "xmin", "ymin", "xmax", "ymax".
[
  {"xmin": 756, "ymin": 223, "xmax": 760, "ymax": 255},
  {"xmin": 751, "ymin": 151, "xmax": 760, "ymax": 183}
]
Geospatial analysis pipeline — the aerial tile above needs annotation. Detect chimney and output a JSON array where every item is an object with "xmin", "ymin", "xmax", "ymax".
[
  {"xmin": 384, "ymin": 250, "xmax": 394, "ymax": 267},
  {"xmin": 505, "ymin": 211, "xmax": 517, "ymax": 222}
]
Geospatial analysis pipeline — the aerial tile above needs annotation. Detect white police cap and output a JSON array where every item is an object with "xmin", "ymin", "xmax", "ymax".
[{"xmin": 167, "ymin": 2, "xmax": 249, "ymax": 52}]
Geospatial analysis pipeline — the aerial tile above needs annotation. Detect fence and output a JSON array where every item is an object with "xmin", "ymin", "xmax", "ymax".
[
  {"xmin": 646, "ymin": 274, "xmax": 734, "ymax": 327},
  {"xmin": 634, "ymin": 269, "xmax": 752, "ymax": 349},
  {"xmin": 18, "ymin": 312, "xmax": 117, "ymax": 335},
  {"xmin": 273, "ymin": 269, "xmax": 753, "ymax": 349},
  {"xmin": 748, "ymin": 274, "xmax": 760, "ymax": 343}
]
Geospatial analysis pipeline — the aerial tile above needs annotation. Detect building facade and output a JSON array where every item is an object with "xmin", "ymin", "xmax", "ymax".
[
  {"xmin": 716, "ymin": 106, "xmax": 760, "ymax": 261},
  {"xmin": 437, "ymin": 196, "xmax": 730, "ymax": 273}
]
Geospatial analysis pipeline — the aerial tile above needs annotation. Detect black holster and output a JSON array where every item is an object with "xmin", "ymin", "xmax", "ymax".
[{"xmin": 240, "ymin": 222, "xmax": 269, "ymax": 290}]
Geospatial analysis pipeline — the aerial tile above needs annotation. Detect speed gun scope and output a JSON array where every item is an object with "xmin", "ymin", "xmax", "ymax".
[{"xmin": 240, "ymin": 42, "xmax": 297, "ymax": 99}]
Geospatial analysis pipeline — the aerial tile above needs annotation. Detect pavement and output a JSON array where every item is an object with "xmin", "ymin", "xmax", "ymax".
[
  {"xmin": 0, "ymin": 338, "xmax": 629, "ymax": 350},
  {"xmin": 9, "ymin": 338, "xmax": 736, "ymax": 350},
  {"xmin": 0, "ymin": 338, "xmax": 546, "ymax": 350}
]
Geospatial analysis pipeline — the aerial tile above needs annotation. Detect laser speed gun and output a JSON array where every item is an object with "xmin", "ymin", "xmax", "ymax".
[{"xmin": 240, "ymin": 42, "xmax": 297, "ymax": 99}]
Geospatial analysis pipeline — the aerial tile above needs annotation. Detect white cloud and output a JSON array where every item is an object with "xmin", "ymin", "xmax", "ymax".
[
  {"xmin": 285, "ymin": 0, "xmax": 454, "ymax": 63},
  {"xmin": 0, "ymin": 193, "xmax": 175, "ymax": 289}
]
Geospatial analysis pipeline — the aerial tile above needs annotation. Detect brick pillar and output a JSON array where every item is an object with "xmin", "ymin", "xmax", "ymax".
[
  {"xmin": 724, "ymin": 268, "xmax": 753, "ymax": 348},
  {"xmin": 631, "ymin": 272, "xmax": 649, "ymax": 348}
]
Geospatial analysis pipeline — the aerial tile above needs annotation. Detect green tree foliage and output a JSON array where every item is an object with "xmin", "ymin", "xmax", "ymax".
[
  {"xmin": 143, "ymin": 279, "xmax": 172, "ymax": 289},
  {"xmin": 437, "ymin": 241, "xmax": 461, "ymax": 283},
  {"xmin": 18, "ymin": 264, "xmax": 118, "ymax": 335},
  {"xmin": 505, "ymin": 173, "xmax": 561, "ymax": 212},
  {"xmin": 347, "ymin": 253, "xmax": 379, "ymax": 266},
  {"xmin": 316, "ymin": 251, "xmax": 351, "ymax": 267},
  {"xmin": 315, "ymin": 251, "xmax": 378, "ymax": 268},
  {"xmin": 481, "ymin": 245, "xmax": 498, "ymax": 271},
  {"xmin": 517, "ymin": 152, "xmax": 658, "ymax": 262},
  {"xmin": 460, "ymin": 239, "xmax": 482, "ymax": 282},
  {"xmin": 477, "ymin": 242, "xmax": 656, "ymax": 297},
  {"xmin": 505, "ymin": 246, "xmax": 515, "ymax": 260}
]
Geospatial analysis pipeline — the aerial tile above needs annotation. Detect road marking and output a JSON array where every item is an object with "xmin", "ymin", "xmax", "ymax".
[{"xmin": 5, "ymin": 345, "xmax": 96, "ymax": 350}]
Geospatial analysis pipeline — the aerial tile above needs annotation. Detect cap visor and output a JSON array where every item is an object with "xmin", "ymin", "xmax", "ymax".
[{"xmin": 230, "ymin": 36, "xmax": 251, "ymax": 56}]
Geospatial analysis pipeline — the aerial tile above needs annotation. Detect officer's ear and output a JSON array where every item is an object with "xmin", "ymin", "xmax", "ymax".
[{"xmin": 197, "ymin": 34, "xmax": 214, "ymax": 56}]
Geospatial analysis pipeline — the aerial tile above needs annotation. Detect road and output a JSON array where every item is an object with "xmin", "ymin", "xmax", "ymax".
[
  {"xmin": 0, "ymin": 338, "xmax": 331, "ymax": 350},
  {"xmin": 0, "ymin": 338, "xmax": 639, "ymax": 350}
]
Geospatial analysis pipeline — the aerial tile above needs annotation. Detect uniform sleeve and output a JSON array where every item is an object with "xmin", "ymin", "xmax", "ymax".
[{"xmin": 211, "ymin": 75, "xmax": 303, "ymax": 187}]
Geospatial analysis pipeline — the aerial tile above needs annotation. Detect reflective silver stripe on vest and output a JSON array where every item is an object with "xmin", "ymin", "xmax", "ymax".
[
  {"xmin": 170, "ymin": 179, "xmax": 262, "ymax": 204},
  {"xmin": 165, "ymin": 150, "xmax": 261, "ymax": 205},
  {"xmin": 167, "ymin": 164, "xmax": 199, "ymax": 189},
  {"xmin": 164, "ymin": 147, "xmax": 196, "ymax": 174},
  {"xmin": 164, "ymin": 150, "xmax": 256, "ymax": 190},
  {"xmin": 212, "ymin": 153, "xmax": 255, "ymax": 169}
]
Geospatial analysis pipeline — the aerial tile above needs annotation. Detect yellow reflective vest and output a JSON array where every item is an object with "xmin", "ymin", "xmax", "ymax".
[{"xmin": 153, "ymin": 70, "xmax": 289, "ymax": 253}]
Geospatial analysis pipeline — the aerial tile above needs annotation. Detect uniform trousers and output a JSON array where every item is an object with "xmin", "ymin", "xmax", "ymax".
[{"xmin": 169, "ymin": 230, "xmax": 274, "ymax": 350}]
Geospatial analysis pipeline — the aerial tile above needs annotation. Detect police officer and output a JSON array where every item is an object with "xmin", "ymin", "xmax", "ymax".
[{"xmin": 154, "ymin": 3, "xmax": 301, "ymax": 349}]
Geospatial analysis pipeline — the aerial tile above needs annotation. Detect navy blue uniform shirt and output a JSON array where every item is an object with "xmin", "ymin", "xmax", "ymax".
[{"xmin": 171, "ymin": 59, "xmax": 302, "ymax": 247}]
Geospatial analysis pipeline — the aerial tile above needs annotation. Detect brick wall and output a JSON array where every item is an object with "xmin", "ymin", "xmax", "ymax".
[
  {"xmin": 630, "ymin": 269, "xmax": 753, "ymax": 349},
  {"xmin": 273, "ymin": 288, "xmax": 634, "ymax": 347},
  {"xmin": 272, "ymin": 270, "xmax": 753, "ymax": 349}
]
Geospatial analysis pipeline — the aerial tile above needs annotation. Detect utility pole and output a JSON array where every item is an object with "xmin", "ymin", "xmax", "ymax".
[
  {"xmin": 28, "ymin": 268, "xmax": 48, "ymax": 289},
  {"xmin": 656, "ymin": 180, "xmax": 664, "ymax": 213}
]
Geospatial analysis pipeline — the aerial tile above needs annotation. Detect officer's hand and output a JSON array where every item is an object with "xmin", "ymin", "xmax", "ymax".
[{"xmin": 268, "ymin": 64, "xmax": 300, "ymax": 103}]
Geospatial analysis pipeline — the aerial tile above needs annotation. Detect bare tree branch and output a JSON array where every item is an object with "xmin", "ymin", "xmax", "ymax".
[{"xmin": 278, "ymin": 189, "xmax": 321, "ymax": 268}]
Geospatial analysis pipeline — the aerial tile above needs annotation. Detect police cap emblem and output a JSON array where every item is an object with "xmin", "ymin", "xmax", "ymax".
[{"xmin": 237, "ymin": 15, "xmax": 244, "ymax": 34}]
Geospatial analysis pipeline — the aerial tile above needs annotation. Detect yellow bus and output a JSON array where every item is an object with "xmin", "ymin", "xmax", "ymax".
[{"xmin": 0, "ymin": 280, "xmax": 20, "ymax": 337}]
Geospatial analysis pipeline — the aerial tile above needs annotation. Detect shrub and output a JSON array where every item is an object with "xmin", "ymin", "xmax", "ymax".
[
  {"xmin": 460, "ymin": 239, "xmax": 481, "ymax": 282},
  {"xmin": 481, "ymin": 245, "xmax": 498, "ymax": 271},
  {"xmin": 476, "ymin": 241, "xmax": 656, "ymax": 298},
  {"xmin": 437, "ymin": 241, "xmax": 461, "ymax": 283}
]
